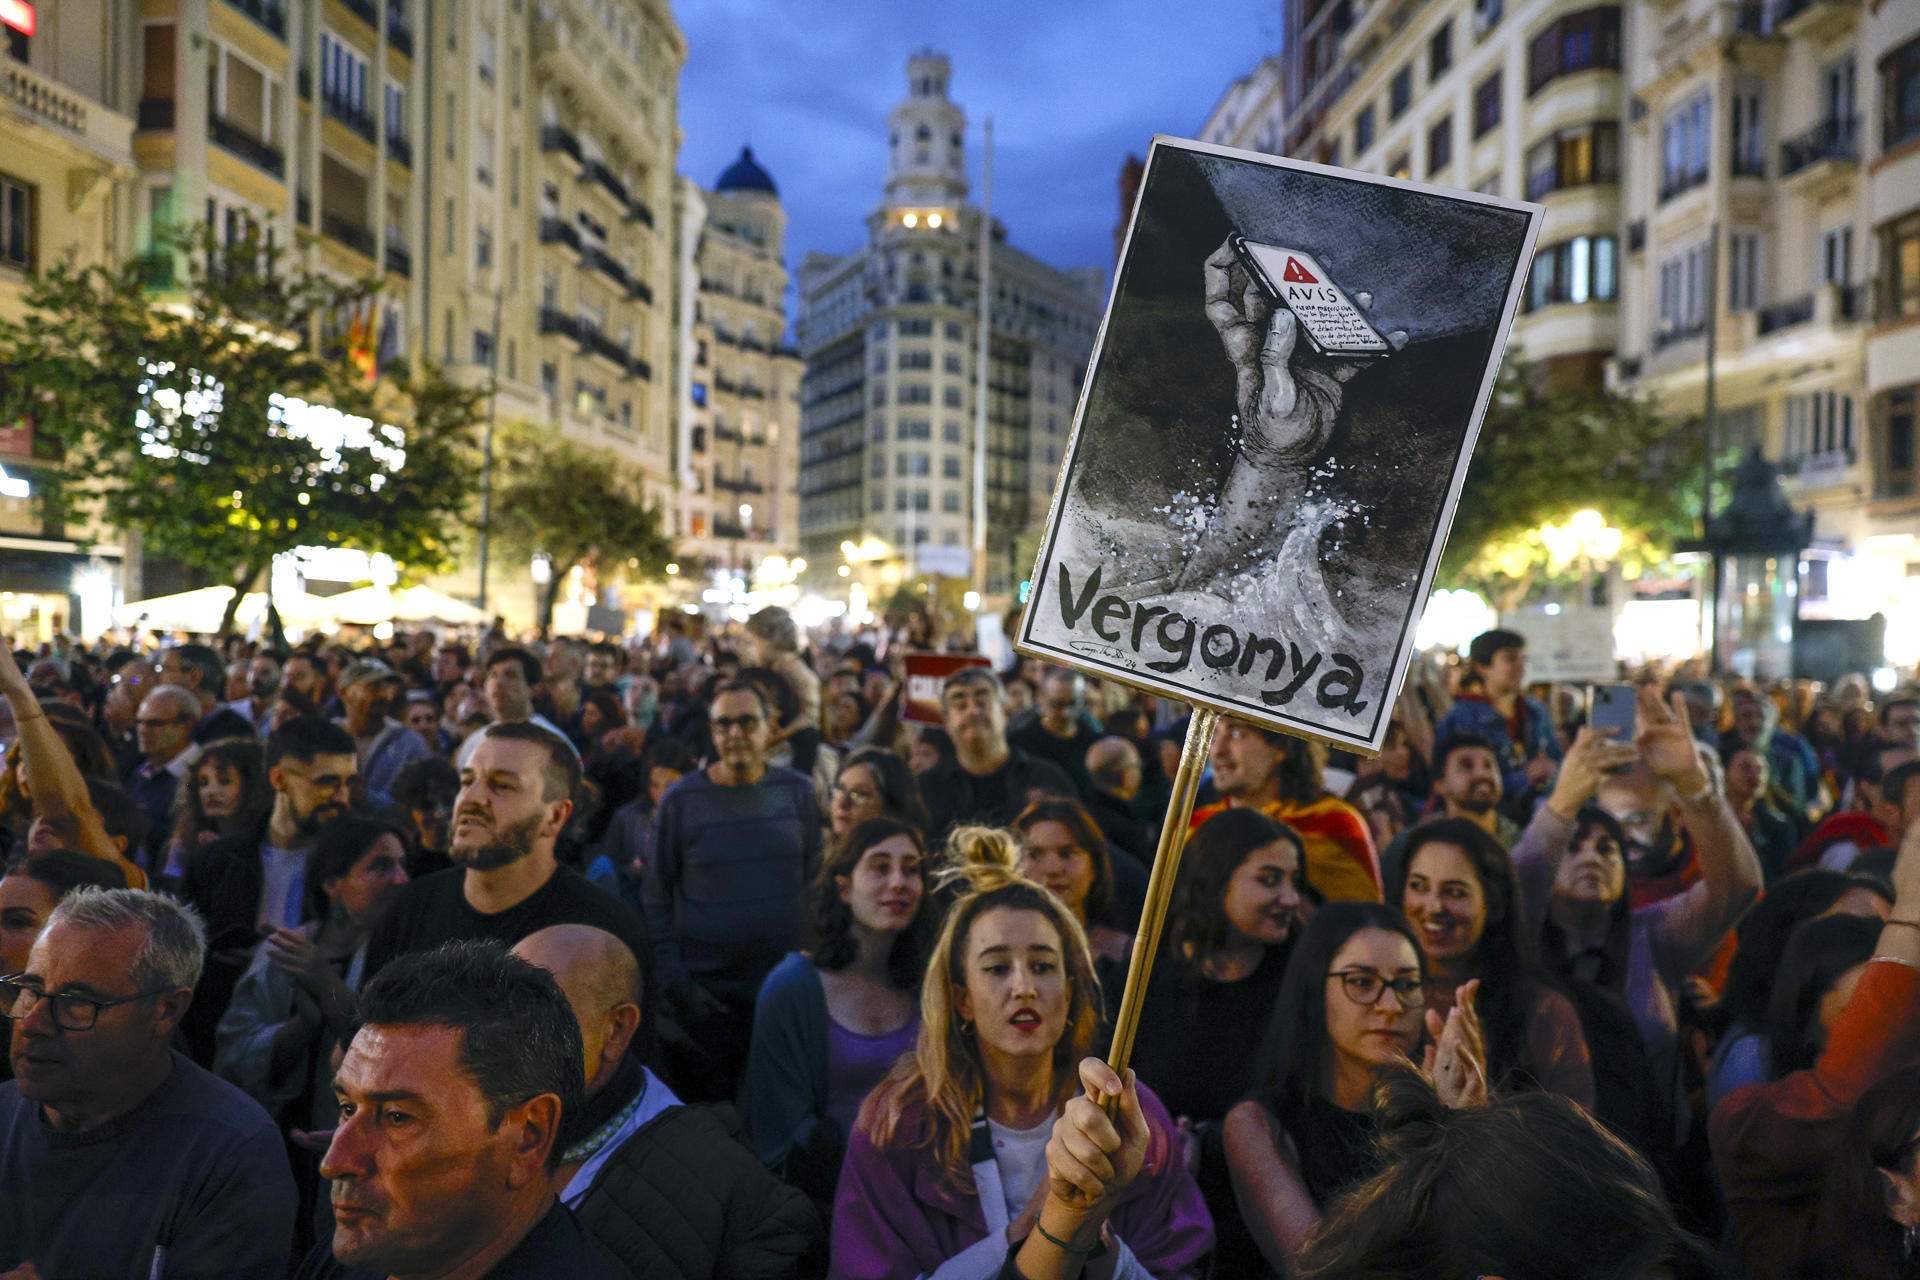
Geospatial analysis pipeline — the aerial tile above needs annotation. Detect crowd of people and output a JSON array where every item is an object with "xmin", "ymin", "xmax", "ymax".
[{"xmin": 0, "ymin": 610, "xmax": 1916, "ymax": 1279}]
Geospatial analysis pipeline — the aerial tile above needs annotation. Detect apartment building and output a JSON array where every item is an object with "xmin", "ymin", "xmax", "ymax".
[
  {"xmin": 680, "ymin": 146, "xmax": 803, "ymax": 582},
  {"xmin": 0, "ymin": 1, "xmax": 137, "ymax": 639},
  {"xmin": 794, "ymin": 52, "xmax": 1103, "ymax": 601},
  {"xmin": 420, "ymin": 0, "xmax": 684, "ymax": 619}
]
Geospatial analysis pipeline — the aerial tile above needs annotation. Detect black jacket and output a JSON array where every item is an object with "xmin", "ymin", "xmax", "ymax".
[
  {"xmin": 572, "ymin": 1103, "xmax": 821, "ymax": 1280},
  {"xmin": 916, "ymin": 749, "xmax": 1076, "ymax": 839},
  {"xmin": 180, "ymin": 829, "xmax": 273, "ymax": 1065}
]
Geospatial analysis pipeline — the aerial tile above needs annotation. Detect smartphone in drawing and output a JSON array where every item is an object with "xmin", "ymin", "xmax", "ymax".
[
  {"xmin": 1587, "ymin": 682, "xmax": 1637, "ymax": 740},
  {"xmin": 1231, "ymin": 237, "xmax": 1393, "ymax": 361}
]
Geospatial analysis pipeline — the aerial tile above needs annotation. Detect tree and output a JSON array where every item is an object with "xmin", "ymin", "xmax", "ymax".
[
  {"xmin": 491, "ymin": 425, "xmax": 677, "ymax": 636},
  {"xmin": 1438, "ymin": 355, "xmax": 1702, "ymax": 611},
  {"xmin": 0, "ymin": 224, "xmax": 484, "ymax": 633}
]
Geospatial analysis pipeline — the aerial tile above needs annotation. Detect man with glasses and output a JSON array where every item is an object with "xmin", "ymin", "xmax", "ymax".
[
  {"xmin": 123, "ymin": 683, "xmax": 201, "ymax": 871},
  {"xmin": 0, "ymin": 887, "xmax": 295, "ymax": 1277},
  {"xmin": 156, "ymin": 642, "xmax": 257, "ymax": 744},
  {"xmin": 918, "ymin": 667, "xmax": 1077, "ymax": 840},
  {"xmin": 642, "ymin": 680, "xmax": 820, "ymax": 1102},
  {"xmin": 1008, "ymin": 667, "xmax": 1103, "ymax": 798},
  {"xmin": 179, "ymin": 716, "xmax": 359, "ymax": 1063}
]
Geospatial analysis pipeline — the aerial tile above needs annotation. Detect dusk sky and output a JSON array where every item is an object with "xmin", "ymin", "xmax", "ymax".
[{"xmin": 675, "ymin": 1, "xmax": 1282, "ymax": 293}]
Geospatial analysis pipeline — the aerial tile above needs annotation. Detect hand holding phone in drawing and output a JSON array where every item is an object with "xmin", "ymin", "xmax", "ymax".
[{"xmin": 1202, "ymin": 237, "xmax": 1408, "ymax": 465}]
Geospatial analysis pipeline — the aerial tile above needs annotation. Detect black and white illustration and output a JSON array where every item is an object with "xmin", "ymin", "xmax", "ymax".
[{"xmin": 1017, "ymin": 137, "xmax": 1541, "ymax": 752}]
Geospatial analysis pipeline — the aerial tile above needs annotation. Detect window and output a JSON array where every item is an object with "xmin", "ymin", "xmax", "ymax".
[
  {"xmin": 871, "ymin": 452, "xmax": 885, "ymax": 477},
  {"xmin": 942, "ymin": 491, "xmax": 962, "ymax": 513},
  {"xmin": 1525, "ymin": 235, "xmax": 1618, "ymax": 310},
  {"xmin": 1475, "ymin": 0, "xmax": 1503, "ymax": 34},
  {"xmin": 943, "ymin": 421, "xmax": 962, "ymax": 443},
  {"xmin": 1730, "ymin": 84, "xmax": 1763, "ymax": 176},
  {"xmin": 6, "ymin": 25, "xmax": 26, "ymax": 64},
  {"xmin": 1657, "ymin": 241, "xmax": 1711, "ymax": 335},
  {"xmin": 1883, "ymin": 35, "xmax": 1920, "ymax": 150},
  {"xmin": 1354, "ymin": 105, "xmax": 1375, "ymax": 153},
  {"xmin": 0, "ymin": 173, "xmax": 32, "ymax": 272},
  {"xmin": 1474, "ymin": 72, "xmax": 1502, "ymax": 137},
  {"xmin": 943, "ymin": 386, "xmax": 963, "ymax": 408},
  {"xmin": 1660, "ymin": 92, "xmax": 1711, "ymax": 201},
  {"xmin": 1821, "ymin": 226, "xmax": 1853, "ymax": 287},
  {"xmin": 541, "ymin": 362, "xmax": 557, "ymax": 401},
  {"xmin": 1429, "ymin": 21, "xmax": 1453, "ymax": 78},
  {"xmin": 1527, "ymin": 7, "xmax": 1620, "ymax": 95},
  {"xmin": 443, "ymin": 198, "xmax": 454, "ymax": 252},
  {"xmin": 473, "ymin": 330, "xmax": 495, "ymax": 367},
  {"xmin": 1524, "ymin": 121, "xmax": 1619, "ymax": 198},
  {"xmin": 476, "ymin": 226, "xmax": 492, "ymax": 268},
  {"xmin": 476, "ymin": 124, "xmax": 494, "ymax": 187},
  {"xmin": 320, "ymin": 33, "xmax": 368, "ymax": 114},
  {"xmin": 384, "ymin": 81, "xmax": 407, "ymax": 144},
  {"xmin": 1428, "ymin": 116, "xmax": 1453, "ymax": 172},
  {"xmin": 1884, "ymin": 387, "xmax": 1918, "ymax": 496},
  {"xmin": 1390, "ymin": 66, "xmax": 1413, "ymax": 119},
  {"xmin": 1824, "ymin": 56, "xmax": 1856, "ymax": 124},
  {"xmin": 477, "ymin": 28, "xmax": 497, "ymax": 83},
  {"xmin": 1727, "ymin": 233, "xmax": 1761, "ymax": 312},
  {"xmin": 1388, "ymin": 152, "xmax": 1411, "ymax": 180},
  {"xmin": 943, "ymin": 456, "xmax": 961, "ymax": 479},
  {"xmin": 1882, "ymin": 211, "xmax": 1920, "ymax": 320},
  {"xmin": 1783, "ymin": 391, "xmax": 1854, "ymax": 460}
]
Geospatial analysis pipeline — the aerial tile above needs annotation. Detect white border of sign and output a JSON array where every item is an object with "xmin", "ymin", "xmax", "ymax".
[{"xmin": 1014, "ymin": 135, "xmax": 1544, "ymax": 754}]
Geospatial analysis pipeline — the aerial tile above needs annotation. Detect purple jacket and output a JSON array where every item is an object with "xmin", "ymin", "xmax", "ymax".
[{"xmin": 829, "ymin": 1081, "xmax": 1213, "ymax": 1279}]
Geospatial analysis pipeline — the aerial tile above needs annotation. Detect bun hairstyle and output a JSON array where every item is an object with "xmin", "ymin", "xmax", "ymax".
[
  {"xmin": 1297, "ymin": 1065, "xmax": 1715, "ymax": 1280},
  {"xmin": 856, "ymin": 841, "xmax": 1105, "ymax": 1196}
]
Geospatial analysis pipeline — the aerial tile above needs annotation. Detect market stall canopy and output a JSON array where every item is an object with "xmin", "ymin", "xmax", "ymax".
[
  {"xmin": 113, "ymin": 586, "xmax": 332, "ymax": 634},
  {"xmin": 319, "ymin": 584, "xmax": 488, "ymax": 627}
]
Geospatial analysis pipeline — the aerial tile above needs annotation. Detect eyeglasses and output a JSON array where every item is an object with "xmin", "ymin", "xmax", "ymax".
[
  {"xmin": 712, "ymin": 714, "xmax": 762, "ymax": 733},
  {"xmin": 832, "ymin": 784, "xmax": 879, "ymax": 806},
  {"xmin": 135, "ymin": 715, "xmax": 190, "ymax": 728},
  {"xmin": 1327, "ymin": 968, "xmax": 1427, "ymax": 1008},
  {"xmin": 0, "ymin": 975, "xmax": 172, "ymax": 1031}
]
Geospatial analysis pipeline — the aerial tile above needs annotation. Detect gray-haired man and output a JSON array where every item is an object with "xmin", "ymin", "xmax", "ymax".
[{"xmin": 0, "ymin": 887, "xmax": 296, "ymax": 1278}]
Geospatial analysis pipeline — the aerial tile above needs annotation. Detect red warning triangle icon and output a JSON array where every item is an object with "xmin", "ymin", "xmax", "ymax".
[{"xmin": 1282, "ymin": 256, "xmax": 1318, "ymax": 284}]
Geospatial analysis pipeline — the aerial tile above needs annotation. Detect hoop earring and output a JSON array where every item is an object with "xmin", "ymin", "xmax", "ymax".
[{"xmin": 959, "ymin": 1018, "xmax": 974, "ymax": 1037}]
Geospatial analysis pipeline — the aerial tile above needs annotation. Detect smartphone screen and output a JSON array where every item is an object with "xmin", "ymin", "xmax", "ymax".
[
  {"xmin": 1233, "ymin": 238, "xmax": 1392, "ymax": 360},
  {"xmin": 1587, "ymin": 683, "xmax": 1636, "ymax": 738}
]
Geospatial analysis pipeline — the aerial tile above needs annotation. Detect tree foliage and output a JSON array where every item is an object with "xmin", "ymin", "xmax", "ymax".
[
  {"xmin": 1438, "ymin": 355, "xmax": 1702, "ymax": 609},
  {"xmin": 491, "ymin": 424, "xmax": 677, "ymax": 636},
  {"xmin": 0, "ymin": 224, "xmax": 484, "ymax": 631}
]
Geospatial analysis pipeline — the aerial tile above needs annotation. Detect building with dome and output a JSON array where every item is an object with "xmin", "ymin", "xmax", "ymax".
[
  {"xmin": 673, "ymin": 146, "xmax": 805, "ymax": 583},
  {"xmin": 794, "ymin": 51, "xmax": 1106, "ymax": 603}
]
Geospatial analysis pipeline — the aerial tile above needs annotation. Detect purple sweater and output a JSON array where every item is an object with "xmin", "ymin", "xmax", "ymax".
[{"xmin": 829, "ymin": 1081, "xmax": 1213, "ymax": 1279}]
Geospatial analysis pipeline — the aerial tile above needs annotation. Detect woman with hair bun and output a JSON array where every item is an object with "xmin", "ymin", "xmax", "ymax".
[{"xmin": 829, "ymin": 858, "xmax": 1212, "ymax": 1279}]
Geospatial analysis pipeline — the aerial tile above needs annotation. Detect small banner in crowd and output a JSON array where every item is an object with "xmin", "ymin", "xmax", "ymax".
[{"xmin": 900, "ymin": 651, "xmax": 993, "ymax": 726}]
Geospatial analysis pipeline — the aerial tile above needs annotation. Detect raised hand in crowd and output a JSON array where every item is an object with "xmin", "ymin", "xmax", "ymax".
[
  {"xmin": 1543, "ymin": 725, "xmax": 1639, "ymax": 821},
  {"xmin": 1001, "ymin": 1057, "xmax": 1152, "ymax": 1280},
  {"xmin": 1422, "ymin": 977, "xmax": 1488, "ymax": 1110}
]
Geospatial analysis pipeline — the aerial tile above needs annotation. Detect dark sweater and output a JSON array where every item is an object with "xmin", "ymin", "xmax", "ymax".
[
  {"xmin": 297, "ymin": 1199, "xmax": 624, "ymax": 1279},
  {"xmin": 0, "ymin": 1051, "xmax": 296, "ymax": 1279},
  {"xmin": 642, "ymin": 767, "xmax": 822, "ymax": 994},
  {"xmin": 572, "ymin": 1101, "xmax": 821, "ymax": 1280},
  {"xmin": 915, "ymin": 749, "xmax": 1077, "ymax": 839}
]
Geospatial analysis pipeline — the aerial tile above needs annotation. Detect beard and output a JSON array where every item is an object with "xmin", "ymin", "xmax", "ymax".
[
  {"xmin": 451, "ymin": 810, "xmax": 543, "ymax": 871},
  {"xmin": 294, "ymin": 802, "xmax": 348, "ymax": 837}
]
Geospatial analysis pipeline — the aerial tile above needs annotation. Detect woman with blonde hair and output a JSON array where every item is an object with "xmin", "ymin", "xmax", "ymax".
[{"xmin": 829, "ymin": 853, "xmax": 1212, "ymax": 1279}]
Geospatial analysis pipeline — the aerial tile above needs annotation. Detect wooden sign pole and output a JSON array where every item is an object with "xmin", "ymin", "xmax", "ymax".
[{"xmin": 1103, "ymin": 706, "xmax": 1221, "ymax": 1079}]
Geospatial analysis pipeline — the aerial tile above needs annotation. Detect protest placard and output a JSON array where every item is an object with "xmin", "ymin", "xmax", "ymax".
[
  {"xmin": 1017, "ymin": 136, "xmax": 1542, "ymax": 754},
  {"xmin": 899, "ymin": 652, "xmax": 993, "ymax": 726}
]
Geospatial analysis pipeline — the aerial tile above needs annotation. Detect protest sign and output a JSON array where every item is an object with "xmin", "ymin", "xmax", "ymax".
[
  {"xmin": 1017, "ymin": 136, "xmax": 1542, "ymax": 754},
  {"xmin": 899, "ymin": 652, "xmax": 993, "ymax": 726}
]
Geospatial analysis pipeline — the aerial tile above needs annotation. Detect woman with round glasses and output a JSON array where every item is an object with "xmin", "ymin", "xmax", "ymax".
[
  {"xmin": 827, "ymin": 747, "xmax": 929, "ymax": 847},
  {"xmin": 1225, "ymin": 901, "xmax": 1487, "ymax": 1276}
]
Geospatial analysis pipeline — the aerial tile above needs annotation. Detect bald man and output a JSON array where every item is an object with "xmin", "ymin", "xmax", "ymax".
[{"xmin": 512, "ymin": 926, "xmax": 819, "ymax": 1279}]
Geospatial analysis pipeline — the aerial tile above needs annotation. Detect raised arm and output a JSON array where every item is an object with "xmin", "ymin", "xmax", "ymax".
[
  {"xmin": 1513, "ymin": 727, "xmax": 1637, "ymax": 927},
  {"xmin": 0, "ymin": 642, "xmax": 147, "ymax": 889}
]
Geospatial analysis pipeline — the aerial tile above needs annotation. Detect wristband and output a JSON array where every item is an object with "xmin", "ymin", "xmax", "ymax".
[{"xmin": 1034, "ymin": 1220, "xmax": 1107, "ymax": 1260}]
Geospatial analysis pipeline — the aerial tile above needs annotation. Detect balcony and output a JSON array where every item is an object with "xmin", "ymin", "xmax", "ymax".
[
  {"xmin": 1731, "ymin": 150, "xmax": 1766, "ymax": 179},
  {"xmin": 1756, "ymin": 293, "xmax": 1814, "ymax": 336},
  {"xmin": 341, "ymin": 0, "xmax": 378, "ymax": 29},
  {"xmin": 580, "ymin": 245, "xmax": 630, "ymax": 291},
  {"xmin": 136, "ymin": 98, "xmax": 175, "ymax": 132},
  {"xmin": 626, "ymin": 199, "xmax": 655, "ymax": 228},
  {"xmin": 209, "ymin": 114, "xmax": 285, "ymax": 179},
  {"xmin": 1658, "ymin": 166, "xmax": 1709, "ymax": 204},
  {"xmin": 324, "ymin": 94, "xmax": 377, "ymax": 143},
  {"xmin": 540, "ymin": 124, "xmax": 584, "ymax": 168},
  {"xmin": 1770, "ymin": 0, "xmax": 1857, "ymax": 40},
  {"xmin": 538, "ymin": 216, "xmax": 582, "ymax": 252},
  {"xmin": 581, "ymin": 159, "xmax": 631, "ymax": 208},
  {"xmin": 221, "ymin": 0, "xmax": 287, "ymax": 38},
  {"xmin": 296, "ymin": 189, "xmax": 311, "ymax": 225},
  {"xmin": 537, "ymin": 307, "xmax": 582, "ymax": 341},
  {"xmin": 387, "ymin": 15, "xmax": 414, "ymax": 57},
  {"xmin": 321, "ymin": 213, "xmax": 376, "ymax": 260},
  {"xmin": 385, "ymin": 133, "xmax": 412, "ymax": 168},
  {"xmin": 1627, "ymin": 219, "xmax": 1646, "ymax": 253},
  {"xmin": 1779, "ymin": 116, "xmax": 1858, "ymax": 197},
  {"xmin": 385, "ymin": 242, "xmax": 411, "ymax": 277},
  {"xmin": 582, "ymin": 326, "xmax": 632, "ymax": 371},
  {"xmin": 1651, "ymin": 320, "xmax": 1706, "ymax": 352},
  {"xmin": 632, "ymin": 357, "xmax": 652, "ymax": 382},
  {"xmin": 713, "ymin": 474, "xmax": 767, "ymax": 495},
  {"xmin": 628, "ymin": 279, "xmax": 653, "ymax": 305}
]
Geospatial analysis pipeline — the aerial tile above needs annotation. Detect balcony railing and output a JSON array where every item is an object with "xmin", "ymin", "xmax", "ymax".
[
  {"xmin": 1652, "ymin": 320, "xmax": 1706, "ymax": 351},
  {"xmin": 540, "ymin": 125, "xmax": 584, "ymax": 167},
  {"xmin": 1756, "ymin": 293, "xmax": 1814, "ymax": 335},
  {"xmin": 136, "ymin": 98, "xmax": 175, "ymax": 131},
  {"xmin": 626, "ymin": 199, "xmax": 655, "ymax": 228},
  {"xmin": 1780, "ymin": 115, "xmax": 1857, "ymax": 177},
  {"xmin": 537, "ymin": 307, "xmax": 581, "ymax": 340},
  {"xmin": 1658, "ymin": 165, "xmax": 1709, "ymax": 203},
  {"xmin": 582, "ymin": 245, "xmax": 632, "ymax": 291},
  {"xmin": 209, "ymin": 114, "xmax": 285, "ymax": 179},
  {"xmin": 583, "ymin": 326, "xmax": 631, "ymax": 370},
  {"xmin": 632, "ymin": 357, "xmax": 653, "ymax": 382},
  {"xmin": 628, "ymin": 279, "xmax": 653, "ymax": 305},
  {"xmin": 321, "ymin": 213, "xmax": 376, "ymax": 259},
  {"xmin": 713, "ymin": 474, "xmax": 767, "ymax": 495},
  {"xmin": 387, "ymin": 16, "xmax": 414, "ymax": 57},
  {"xmin": 221, "ymin": 0, "xmax": 288, "ymax": 38},
  {"xmin": 324, "ymin": 94, "xmax": 377, "ymax": 142},
  {"xmin": 385, "ymin": 242, "xmax": 411, "ymax": 277},
  {"xmin": 1731, "ymin": 150, "xmax": 1766, "ymax": 178},
  {"xmin": 341, "ymin": 0, "xmax": 378, "ymax": 28},
  {"xmin": 385, "ymin": 133, "xmax": 412, "ymax": 167},
  {"xmin": 581, "ymin": 159, "xmax": 631, "ymax": 208},
  {"xmin": 538, "ymin": 217, "xmax": 582, "ymax": 252}
]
